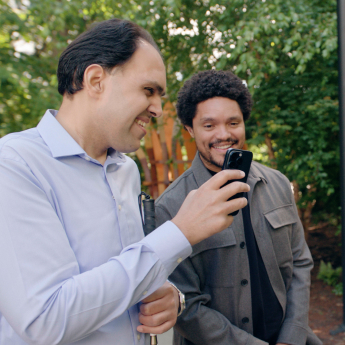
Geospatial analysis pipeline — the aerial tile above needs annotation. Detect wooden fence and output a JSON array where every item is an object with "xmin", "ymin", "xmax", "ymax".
[{"xmin": 135, "ymin": 101, "xmax": 197, "ymax": 199}]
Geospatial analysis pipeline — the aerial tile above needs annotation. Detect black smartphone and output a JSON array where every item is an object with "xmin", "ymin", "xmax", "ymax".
[{"xmin": 221, "ymin": 148, "xmax": 253, "ymax": 216}]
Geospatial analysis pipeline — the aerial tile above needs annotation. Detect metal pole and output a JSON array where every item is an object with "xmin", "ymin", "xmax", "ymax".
[{"xmin": 330, "ymin": 0, "xmax": 345, "ymax": 336}]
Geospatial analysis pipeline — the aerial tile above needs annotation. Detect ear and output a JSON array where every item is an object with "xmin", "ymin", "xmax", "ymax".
[
  {"xmin": 185, "ymin": 125, "xmax": 195, "ymax": 138},
  {"xmin": 83, "ymin": 64, "xmax": 107, "ymax": 96}
]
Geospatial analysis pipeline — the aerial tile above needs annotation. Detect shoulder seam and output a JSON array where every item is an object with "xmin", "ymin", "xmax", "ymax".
[
  {"xmin": 0, "ymin": 156, "xmax": 29, "ymax": 167},
  {"xmin": 156, "ymin": 168, "xmax": 193, "ymax": 202}
]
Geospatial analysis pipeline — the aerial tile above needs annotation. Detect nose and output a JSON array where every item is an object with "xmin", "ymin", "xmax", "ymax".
[
  {"xmin": 217, "ymin": 125, "xmax": 231, "ymax": 140},
  {"xmin": 147, "ymin": 96, "xmax": 163, "ymax": 118}
]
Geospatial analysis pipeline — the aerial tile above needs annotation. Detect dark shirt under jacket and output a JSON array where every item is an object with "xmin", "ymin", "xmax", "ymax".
[{"xmin": 242, "ymin": 193, "xmax": 283, "ymax": 344}]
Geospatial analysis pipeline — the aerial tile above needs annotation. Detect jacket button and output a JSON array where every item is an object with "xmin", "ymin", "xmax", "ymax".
[
  {"xmin": 241, "ymin": 279, "xmax": 248, "ymax": 286},
  {"xmin": 242, "ymin": 317, "xmax": 249, "ymax": 324},
  {"xmin": 240, "ymin": 242, "xmax": 246, "ymax": 249}
]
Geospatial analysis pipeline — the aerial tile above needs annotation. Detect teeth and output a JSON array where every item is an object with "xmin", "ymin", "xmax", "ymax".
[
  {"xmin": 213, "ymin": 145, "xmax": 231, "ymax": 149},
  {"xmin": 135, "ymin": 119, "xmax": 147, "ymax": 128}
]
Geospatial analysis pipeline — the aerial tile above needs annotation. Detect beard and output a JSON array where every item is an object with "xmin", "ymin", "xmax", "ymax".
[
  {"xmin": 199, "ymin": 138, "xmax": 241, "ymax": 169},
  {"xmin": 199, "ymin": 150, "xmax": 224, "ymax": 169}
]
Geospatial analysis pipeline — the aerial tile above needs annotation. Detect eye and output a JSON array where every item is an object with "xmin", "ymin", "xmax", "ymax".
[
  {"xmin": 145, "ymin": 87, "xmax": 155, "ymax": 95},
  {"xmin": 204, "ymin": 124, "xmax": 213, "ymax": 129}
]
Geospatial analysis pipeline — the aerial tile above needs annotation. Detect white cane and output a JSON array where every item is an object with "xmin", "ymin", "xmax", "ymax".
[{"xmin": 140, "ymin": 193, "xmax": 158, "ymax": 345}]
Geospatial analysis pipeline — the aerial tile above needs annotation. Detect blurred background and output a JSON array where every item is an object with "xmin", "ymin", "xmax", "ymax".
[{"xmin": 1, "ymin": 0, "xmax": 342, "ymax": 342}]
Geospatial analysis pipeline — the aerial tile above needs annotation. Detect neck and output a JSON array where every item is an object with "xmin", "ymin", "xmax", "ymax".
[{"xmin": 56, "ymin": 94, "xmax": 108, "ymax": 165}]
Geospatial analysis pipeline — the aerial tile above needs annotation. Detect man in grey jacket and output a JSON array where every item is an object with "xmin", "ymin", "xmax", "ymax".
[{"xmin": 155, "ymin": 70, "xmax": 322, "ymax": 345}]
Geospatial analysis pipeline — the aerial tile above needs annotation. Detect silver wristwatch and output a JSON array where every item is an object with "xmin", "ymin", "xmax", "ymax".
[{"xmin": 169, "ymin": 282, "xmax": 186, "ymax": 316}]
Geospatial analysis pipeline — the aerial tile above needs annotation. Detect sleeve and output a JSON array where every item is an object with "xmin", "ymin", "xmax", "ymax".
[
  {"xmin": 156, "ymin": 203, "xmax": 268, "ymax": 345},
  {"xmin": 0, "ymin": 152, "xmax": 191, "ymax": 345},
  {"xmin": 276, "ymin": 179, "xmax": 321, "ymax": 345}
]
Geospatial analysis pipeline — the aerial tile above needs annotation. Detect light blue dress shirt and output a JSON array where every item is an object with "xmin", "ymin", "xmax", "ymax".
[{"xmin": 0, "ymin": 110, "xmax": 192, "ymax": 345}]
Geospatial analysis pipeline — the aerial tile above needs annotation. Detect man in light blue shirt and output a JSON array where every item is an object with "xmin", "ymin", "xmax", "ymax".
[{"xmin": 0, "ymin": 19, "xmax": 249, "ymax": 344}]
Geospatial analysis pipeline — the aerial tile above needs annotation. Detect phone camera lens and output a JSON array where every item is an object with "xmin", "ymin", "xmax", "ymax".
[
  {"xmin": 236, "ymin": 157, "xmax": 243, "ymax": 165},
  {"xmin": 229, "ymin": 161, "xmax": 237, "ymax": 168}
]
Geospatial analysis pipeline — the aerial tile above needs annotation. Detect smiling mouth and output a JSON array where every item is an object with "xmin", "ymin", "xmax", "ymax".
[
  {"xmin": 211, "ymin": 141, "xmax": 238, "ymax": 150},
  {"xmin": 212, "ymin": 144, "xmax": 233, "ymax": 149},
  {"xmin": 135, "ymin": 119, "xmax": 148, "ymax": 129}
]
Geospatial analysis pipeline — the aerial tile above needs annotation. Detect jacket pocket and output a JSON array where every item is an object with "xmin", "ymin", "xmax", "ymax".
[
  {"xmin": 264, "ymin": 204, "xmax": 298, "ymax": 269},
  {"xmin": 264, "ymin": 204, "xmax": 297, "ymax": 229},
  {"xmin": 190, "ymin": 226, "xmax": 236, "ymax": 258},
  {"xmin": 190, "ymin": 227, "xmax": 237, "ymax": 287}
]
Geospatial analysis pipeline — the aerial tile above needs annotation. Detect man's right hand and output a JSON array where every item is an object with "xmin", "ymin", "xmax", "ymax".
[{"xmin": 172, "ymin": 169, "xmax": 249, "ymax": 246}]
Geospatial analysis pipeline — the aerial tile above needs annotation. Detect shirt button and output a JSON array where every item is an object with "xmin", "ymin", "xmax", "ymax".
[
  {"xmin": 241, "ymin": 279, "xmax": 248, "ymax": 286},
  {"xmin": 85, "ymin": 157, "xmax": 90, "ymax": 161},
  {"xmin": 242, "ymin": 317, "xmax": 249, "ymax": 324},
  {"xmin": 240, "ymin": 242, "xmax": 246, "ymax": 249},
  {"xmin": 143, "ymin": 291, "xmax": 148, "ymax": 295},
  {"xmin": 177, "ymin": 258, "xmax": 183, "ymax": 264},
  {"xmin": 137, "ymin": 334, "xmax": 140, "ymax": 340},
  {"xmin": 118, "ymin": 205, "xmax": 122, "ymax": 210}
]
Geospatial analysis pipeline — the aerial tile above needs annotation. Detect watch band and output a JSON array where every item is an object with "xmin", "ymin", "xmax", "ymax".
[{"xmin": 169, "ymin": 282, "xmax": 186, "ymax": 316}]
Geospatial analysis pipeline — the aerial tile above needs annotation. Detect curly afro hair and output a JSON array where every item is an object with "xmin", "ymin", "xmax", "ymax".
[{"xmin": 176, "ymin": 70, "xmax": 253, "ymax": 128}]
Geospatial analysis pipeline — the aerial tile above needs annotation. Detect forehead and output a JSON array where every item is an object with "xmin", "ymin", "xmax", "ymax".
[
  {"xmin": 120, "ymin": 41, "xmax": 166, "ymax": 89},
  {"xmin": 195, "ymin": 97, "xmax": 243, "ymax": 121}
]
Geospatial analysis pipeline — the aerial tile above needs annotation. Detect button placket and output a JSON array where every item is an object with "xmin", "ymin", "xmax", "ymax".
[
  {"xmin": 241, "ymin": 279, "xmax": 248, "ymax": 286},
  {"xmin": 242, "ymin": 317, "xmax": 249, "ymax": 324},
  {"xmin": 104, "ymin": 167, "xmax": 127, "ymax": 246}
]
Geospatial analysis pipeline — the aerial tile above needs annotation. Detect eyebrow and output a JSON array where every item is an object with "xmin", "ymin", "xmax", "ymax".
[
  {"xmin": 145, "ymin": 80, "xmax": 166, "ymax": 97},
  {"xmin": 200, "ymin": 115, "xmax": 242, "ymax": 122}
]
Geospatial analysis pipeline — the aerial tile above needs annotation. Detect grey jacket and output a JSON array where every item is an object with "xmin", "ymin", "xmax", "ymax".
[{"xmin": 156, "ymin": 153, "xmax": 322, "ymax": 345}]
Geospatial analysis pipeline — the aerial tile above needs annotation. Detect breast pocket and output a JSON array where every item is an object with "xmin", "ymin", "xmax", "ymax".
[
  {"xmin": 264, "ymin": 204, "xmax": 298, "ymax": 268},
  {"xmin": 190, "ymin": 227, "xmax": 237, "ymax": 287}
]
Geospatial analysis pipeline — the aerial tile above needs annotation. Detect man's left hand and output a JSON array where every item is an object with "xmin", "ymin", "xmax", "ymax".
[{"xmin": 137, "ymin": 282, "xmax": 179, "ymax": 334}]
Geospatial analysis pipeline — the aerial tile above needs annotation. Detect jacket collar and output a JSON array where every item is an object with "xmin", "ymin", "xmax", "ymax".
[
  {"xmin": 191, "ymin": 152, "xmax": 267, "ymax": 201},
  {"xmin": 191, "ymin": 152, "xmax": 213, "ymax": 187}
]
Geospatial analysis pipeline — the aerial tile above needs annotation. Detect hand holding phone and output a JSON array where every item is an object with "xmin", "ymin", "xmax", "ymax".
[{"xmin": 222, "ymin": 148, "xmax": 253, "ymax": 216}]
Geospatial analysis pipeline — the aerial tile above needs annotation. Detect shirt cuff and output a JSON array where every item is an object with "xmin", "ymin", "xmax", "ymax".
[{"xmin": 140, "ymin": 221, "xmax": 192, "ymax": 275}]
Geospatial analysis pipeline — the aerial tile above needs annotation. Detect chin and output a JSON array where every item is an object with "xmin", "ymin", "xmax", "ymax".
[
  {"xmin": 123, "ymin": 146, "xmax": 140, "ymax": 154},
  {"xmin": 115, "ymin": 140, "xmax": 141, "ymax": 154}
]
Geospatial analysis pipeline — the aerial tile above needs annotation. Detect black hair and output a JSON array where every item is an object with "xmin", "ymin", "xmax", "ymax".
[
  {"xmin": 57, "ymin": 18, "xmax": 160, "ymax": 95},
  {"xmin": 176, "ymin": 70, "xmax": 253, "ymax": 127}
]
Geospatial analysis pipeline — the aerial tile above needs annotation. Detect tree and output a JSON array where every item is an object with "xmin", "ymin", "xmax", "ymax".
[{"xmin": 0, "ymin": 0, "xmax": 339, "ymax": 224}]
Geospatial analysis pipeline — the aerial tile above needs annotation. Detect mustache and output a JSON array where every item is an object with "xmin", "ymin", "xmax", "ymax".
[{"xmin": 209, "ymin": 138, "xmax": 238, "ymax": 149}]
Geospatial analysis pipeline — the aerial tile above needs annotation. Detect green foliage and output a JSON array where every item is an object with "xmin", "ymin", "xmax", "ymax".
[
  {"xmin": 317, "ymin": 260, "xmax": 342, "ymax": 295},
  {"xmin": 0, "ymin": 0, "xmax": 339, "ymax": 215},
  {"xmin": 332, "ymin": 282, "xmax": 343, "ymax": 296}
]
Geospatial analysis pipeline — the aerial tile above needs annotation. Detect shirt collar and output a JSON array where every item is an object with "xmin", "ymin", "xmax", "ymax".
[
  {"xmin": 105, "ymin": 148, "xmax": 127, "ymax": 164},
  {"xmin": 37, "ymin": 109, "xmax": 85, "ymax": 158},
  {"xmin": 37, "ymin": 109, "xmax": 126, "ymax": 163}
]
